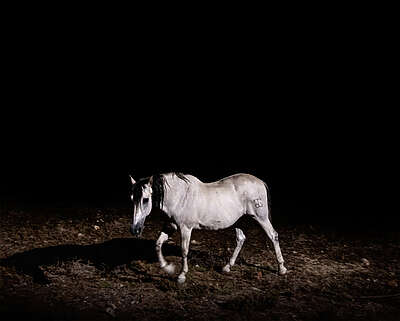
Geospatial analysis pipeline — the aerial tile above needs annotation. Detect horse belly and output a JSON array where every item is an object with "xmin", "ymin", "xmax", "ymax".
[{"xmin": 197, "ymin": 202, "xmax": 243, "ymax": 230}]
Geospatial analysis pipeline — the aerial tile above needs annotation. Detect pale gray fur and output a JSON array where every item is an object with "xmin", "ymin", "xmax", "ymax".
[{"xmin": 130, "ymin": 173, "xmax": 287, "ymax": 283}]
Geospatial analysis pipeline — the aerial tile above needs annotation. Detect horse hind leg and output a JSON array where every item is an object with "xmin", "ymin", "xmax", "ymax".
[
  {"xmin": 254, "ymin": 212, "xmax": 287, "ymax": 275},
  {"xmin": 223, "ymin": 228, "xmax": 246, "ymax": 273}
]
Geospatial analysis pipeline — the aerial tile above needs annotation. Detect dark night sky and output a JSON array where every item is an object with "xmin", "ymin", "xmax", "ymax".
[
  {"xmin": 1, "ymin": 100, "xmax": 387, "ymax": 228},
  {"xmin": 0, "ymin": 14, "xmax": 395, "ymax": 229}
]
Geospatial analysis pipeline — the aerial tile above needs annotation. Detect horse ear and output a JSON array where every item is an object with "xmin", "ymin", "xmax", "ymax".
[{"xmin": 129, "ymin": 175, "xmax": 136, "ymax": 185}]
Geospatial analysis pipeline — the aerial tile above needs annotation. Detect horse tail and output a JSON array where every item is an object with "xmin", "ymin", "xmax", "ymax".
[{"xmin": 263, "ymin": 181, "xmax": 272, "ymax": 222}]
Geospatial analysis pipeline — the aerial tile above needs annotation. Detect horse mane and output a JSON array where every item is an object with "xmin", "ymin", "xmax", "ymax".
[
  {"xmin": 151, "ymin": 172, "xmax": 189, "ymax": 209},
  {"xmin": 132, "ymin": 172, "xmax": 189, "ymax": 210}
]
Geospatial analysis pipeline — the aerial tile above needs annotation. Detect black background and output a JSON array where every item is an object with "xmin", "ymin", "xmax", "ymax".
[{"xmin": 0, "ymin": 10, "xmax": 396, "ymax": 229}]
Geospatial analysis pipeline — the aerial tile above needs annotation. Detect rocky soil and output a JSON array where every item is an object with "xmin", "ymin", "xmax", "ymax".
[{"xmin": 0, "ymin": 206, "xmax": 399, "ymax": 320}]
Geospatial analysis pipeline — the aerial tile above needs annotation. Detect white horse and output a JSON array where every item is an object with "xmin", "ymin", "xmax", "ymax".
[{"xmin": 129, "ymin": 172, "xmax": 287, "ymax": 283}]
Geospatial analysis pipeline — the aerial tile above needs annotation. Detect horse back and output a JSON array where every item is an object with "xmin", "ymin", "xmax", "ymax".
[{"xmin": 199, "ymin": 173, "xmax": 267, "ymax": 214}]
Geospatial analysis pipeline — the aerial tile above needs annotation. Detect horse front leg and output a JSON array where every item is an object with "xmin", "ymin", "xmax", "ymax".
[
  {"xmin": 177, "ymin": 225, "xmax": 192, "ymax": 284},
  {"xmin": 156, "ymin": 223, "xmax": 177, "ymax": 274},
  {"xmin": 156, "ymin": 232, "xmax": 175, "ymax": 274}
]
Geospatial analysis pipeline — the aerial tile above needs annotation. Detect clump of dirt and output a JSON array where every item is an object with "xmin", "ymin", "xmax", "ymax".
[{"xmin": 0, "ymin": 206, "xmax": 399, "ymax": 320}]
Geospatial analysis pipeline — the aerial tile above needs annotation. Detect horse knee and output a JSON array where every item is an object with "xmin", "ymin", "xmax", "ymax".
[{"xmin": 156, "ymin": 232, "xmax": 168, "ymax": 250}]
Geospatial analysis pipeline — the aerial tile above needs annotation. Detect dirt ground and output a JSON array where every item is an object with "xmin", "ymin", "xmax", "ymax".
[{"xmin": 0, "ymin": 205, "xmax": 399, "ymax": 321}]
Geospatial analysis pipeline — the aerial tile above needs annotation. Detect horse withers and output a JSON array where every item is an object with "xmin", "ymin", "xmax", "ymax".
[{"xmin": 129, "ymin": 172, "xmax": 287, "ymax": 283}]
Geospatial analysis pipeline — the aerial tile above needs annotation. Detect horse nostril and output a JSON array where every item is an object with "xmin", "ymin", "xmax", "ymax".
[{"xmin": 130, "ymin": 225, "xmax": 142, "ymax": 236}]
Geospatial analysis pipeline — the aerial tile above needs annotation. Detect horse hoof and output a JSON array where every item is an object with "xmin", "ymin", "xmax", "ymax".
[
  {"xmin": 222, "ymin": 265, "xmax": 231, "ymax": 273},
  {"xmin": 279, "ymin": 266, "xmax": 287, "ymax": 275},
  {"xmin": 163, "ymin": 263, "xmax": 175, "ymax": 275},
  {"xmin": 177, "ymin": 275, "xmax": 186, "ymax": 284}
]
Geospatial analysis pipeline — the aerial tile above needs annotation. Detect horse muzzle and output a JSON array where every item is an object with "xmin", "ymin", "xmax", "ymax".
[{"xmin": 130, "ymin": 224, "xmax": 143, "ymax": 237}]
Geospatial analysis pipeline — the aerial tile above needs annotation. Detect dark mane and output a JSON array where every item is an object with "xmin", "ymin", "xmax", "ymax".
[
  {"xmin": 150, "ymin": 173, "xmax": 165, "ymax": 209},
  {"xmin": 171, "ymin": 172, "xmax": 190, "ymax": 183},
  {"xmin": 132, "ymin": 172, "xmax": 189, "ymax": 209}
]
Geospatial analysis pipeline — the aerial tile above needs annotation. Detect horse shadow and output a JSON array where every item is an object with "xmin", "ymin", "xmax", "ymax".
[{"xmin": 0, "ymin": 238, "xmax": 181, "ymax": 284}]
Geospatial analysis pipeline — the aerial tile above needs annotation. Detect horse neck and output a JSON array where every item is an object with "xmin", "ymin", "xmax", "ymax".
[{"xmin": 162, "ymin": 173, "xmax": 190, "ymax": 214}]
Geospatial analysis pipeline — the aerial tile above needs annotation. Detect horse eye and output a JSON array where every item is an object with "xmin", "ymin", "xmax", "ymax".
[{"xmin": 143, "ymin": 198, "xmax": 149, "ymax": 204}]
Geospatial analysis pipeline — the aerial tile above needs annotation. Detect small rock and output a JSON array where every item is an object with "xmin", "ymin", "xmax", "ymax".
[
  {"xmin": 94, "ymin": 225, "xmax": 100, "ymax": 230},
  {"xmin": 191, "ymin": 240, "xmax": 200, "ymax": 245},
  {"xmin": 361, "ymin": 258, "xmax": 370, "ymax": 266},
  {"xmin": 78, "ymin": 233, "xmax": 84, "ymax": 237}
]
